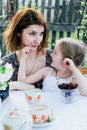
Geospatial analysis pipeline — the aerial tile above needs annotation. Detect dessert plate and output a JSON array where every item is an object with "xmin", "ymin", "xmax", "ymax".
[{"xmin": 32, "ymin": 120, "xmax": 54, "ymax": 128}]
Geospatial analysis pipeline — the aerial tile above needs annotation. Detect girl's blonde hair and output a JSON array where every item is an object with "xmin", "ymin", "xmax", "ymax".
[{"xmin": 57, "ymin": 38, "xmax": 86, "ymax": 67}]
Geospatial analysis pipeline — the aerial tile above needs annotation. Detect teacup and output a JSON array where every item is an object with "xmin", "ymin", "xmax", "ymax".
[
  {"xmin": 25, "ymin": 88, "xmax": 41, "ymax": 105},
  {"xmin": 30, "ymin": 104, "xmax": 50, "ymax": 124}
]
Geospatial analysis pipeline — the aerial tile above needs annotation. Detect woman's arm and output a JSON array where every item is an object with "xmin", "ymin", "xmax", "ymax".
[
  {"xmin": 18, "ymin": 57, "xmax": 27, "ymax": 82},
  {"xmin": 9, "ymin": 81, "xmax": 35, "ymax": 90},
  {"xmin": 18, "ymin": 66, "xmax": 49, "ymax": 84},
  {"xmin": 18, "ymin": 55, "xmax": 49, "ymax": 84},
  {"xmin": 18, "ymin": 47, "xmax": 50, "ymax": 84},
  {"xmin": 18, "ymin": 46, "xmax": 31, "ymax": 82}
]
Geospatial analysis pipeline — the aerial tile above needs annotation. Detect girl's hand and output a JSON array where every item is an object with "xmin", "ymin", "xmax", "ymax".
[{"xmin": 63, "ymin": 58, "xmax": 76, "ymax": 71}]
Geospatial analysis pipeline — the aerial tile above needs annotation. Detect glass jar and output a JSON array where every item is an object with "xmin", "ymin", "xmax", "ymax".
[{"xmin": 2, "ymin": 107, "xmax": 32, "ymax": 130}]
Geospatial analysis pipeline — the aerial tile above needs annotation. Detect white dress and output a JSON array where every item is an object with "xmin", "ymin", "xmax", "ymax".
[{"xmin": 42, "ymin": 68, "xmax": 74, "ymax": 92}]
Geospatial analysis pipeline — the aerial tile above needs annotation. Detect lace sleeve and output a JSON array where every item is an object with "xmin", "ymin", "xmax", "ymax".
[{"xmin": 46, "ymin": 48, "xmax": 53, "ymax": 66}]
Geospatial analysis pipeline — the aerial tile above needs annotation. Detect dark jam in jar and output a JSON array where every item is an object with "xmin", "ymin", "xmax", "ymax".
[{"xmin": 58, "ymin": 83, "xmax": 78, "ymax": 90}]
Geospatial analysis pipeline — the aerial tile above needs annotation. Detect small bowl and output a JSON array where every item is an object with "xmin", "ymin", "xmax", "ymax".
[
  {"xmin": 30, "ymin": 104, "xmax": 50, "ymax": 124},
  {"xmin": 58, "ymin": 83, "xmax": 78, "ymax": 103},
  {"xmin": 61, "ymin": 88, "xmax": 78, "ymax": 103},
  {"xmin": 25, "ymin": 88, "xmax": 41, "ymax": 105}
]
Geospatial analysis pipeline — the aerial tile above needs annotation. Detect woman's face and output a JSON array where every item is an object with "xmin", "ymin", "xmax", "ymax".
[
  {"xmin": 20, "ymin": 25, "xmax": 44, "ymax": 50},
  {"xmin": 51, "ymin": 43, "xmax": 63, "ymax": 69}
]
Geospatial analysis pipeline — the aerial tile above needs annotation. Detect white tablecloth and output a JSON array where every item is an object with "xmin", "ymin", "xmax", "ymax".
[{"xmin": 0, "ymin": 91, "xmax": 87, "ymax": 130}]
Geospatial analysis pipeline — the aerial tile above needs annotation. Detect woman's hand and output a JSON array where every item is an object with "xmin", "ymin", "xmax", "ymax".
[{"xmin": 20, "ymin": 46, "xmax": 31, "ymax": 60}]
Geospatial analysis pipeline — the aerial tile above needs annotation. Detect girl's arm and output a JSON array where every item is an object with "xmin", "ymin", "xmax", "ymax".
[
  {"xmin": 72, "ymin": 68, "xmax": 87, "ymax": 96},
  {"xmin": 63, "ymin": 58, "xmax": 87, "ymax": 96}
]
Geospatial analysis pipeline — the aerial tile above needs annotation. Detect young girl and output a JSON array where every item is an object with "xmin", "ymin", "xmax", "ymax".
[{"xmin": 18, "ymin": 38, "xmax": 87, "ymax": 95}]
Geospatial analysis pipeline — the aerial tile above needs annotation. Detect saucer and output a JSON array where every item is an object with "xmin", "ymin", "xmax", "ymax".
[{"xmin": 32, "ymin": 120, "xmax": 54, "ymax": 128}]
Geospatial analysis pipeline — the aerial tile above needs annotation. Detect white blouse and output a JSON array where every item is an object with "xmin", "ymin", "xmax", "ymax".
[{"xmin": 42, "ymin": 68, "xmax": 74, "ymax": 92}]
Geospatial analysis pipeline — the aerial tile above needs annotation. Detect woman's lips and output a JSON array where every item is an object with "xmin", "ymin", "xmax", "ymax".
[{"xmin": 32, "ymin": 45, "xmax": 37, "ymax": 48}]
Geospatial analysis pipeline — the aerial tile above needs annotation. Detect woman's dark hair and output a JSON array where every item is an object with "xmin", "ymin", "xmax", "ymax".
[{"xmin": 3, "ymin": 8, "xmax": 48, "ymax": 53}]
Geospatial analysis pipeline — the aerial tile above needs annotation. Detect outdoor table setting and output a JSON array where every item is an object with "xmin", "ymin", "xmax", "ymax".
[{"xmin": 0, "ymin": 87, "xmax": 87, "ymax": 130}]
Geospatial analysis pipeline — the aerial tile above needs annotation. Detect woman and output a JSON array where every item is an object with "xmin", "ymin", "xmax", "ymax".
[{"xmin": 2, "ymin": 8, "xmax": 52, "ymax": 90}]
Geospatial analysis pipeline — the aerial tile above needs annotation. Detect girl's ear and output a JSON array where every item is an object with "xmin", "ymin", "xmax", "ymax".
[
  {"xmin": 63, "ymin": 58, "xmax": 70, "ymax": 66},
  {"xmin": 65, "ymin": 60, "xmax": 70, "ymax": 65}
]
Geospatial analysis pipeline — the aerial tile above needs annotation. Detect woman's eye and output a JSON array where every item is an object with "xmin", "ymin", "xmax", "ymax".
[
  {"xmin": 40, "ymin": 32, "xmax": 44, "ymax": 36},
  {"xmin": 29, "ymin": 32, "xmax": 35, "ymax": 36}
]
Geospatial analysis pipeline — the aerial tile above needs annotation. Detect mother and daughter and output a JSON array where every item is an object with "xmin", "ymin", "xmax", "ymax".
[
  {"xmin": 18, "ymin": 37, "xmax": 87, "ymax": 96},
  {"xmin": 2, "ymin": 8, "xmax": 87, "ymax": 96}
]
